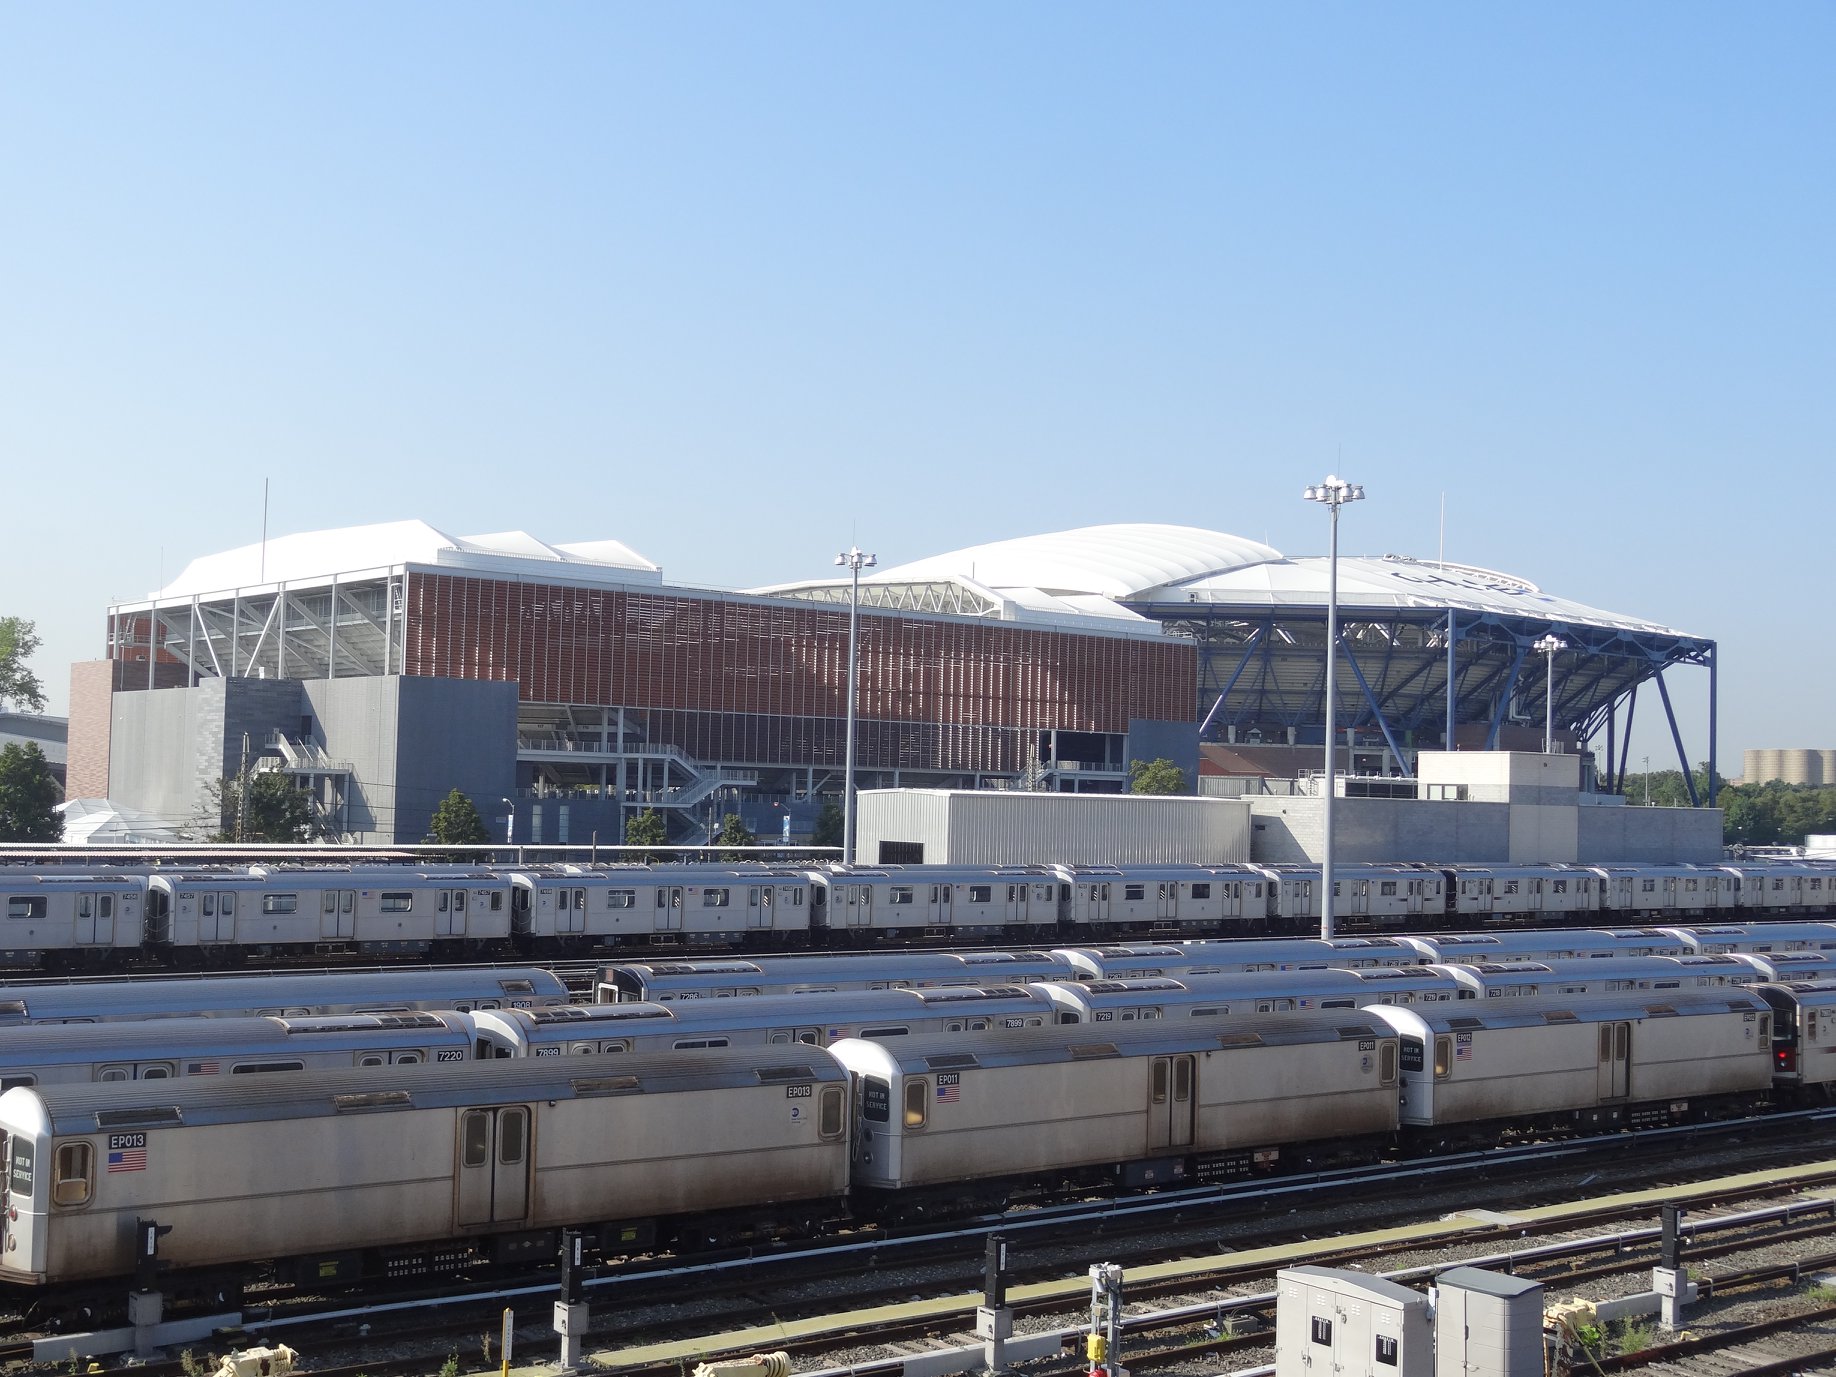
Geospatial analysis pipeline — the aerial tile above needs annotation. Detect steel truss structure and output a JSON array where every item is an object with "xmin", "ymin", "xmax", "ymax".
[{"xmin": 1149, "ymin": 604, "xmax": 1719, "ymax": 806}]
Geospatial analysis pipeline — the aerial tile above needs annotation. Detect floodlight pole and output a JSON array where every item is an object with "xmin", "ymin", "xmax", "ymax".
[
  {"xmin": 501, "ymin": 797, "xmax": 515, "ymax": 847},
  {"xmin": 835, "ymin": 546, "xmax": 876, "ymax": 866},
  {"xmin": 1303, "ymin": 476, "xmax": 1364, "ymax": 939},
  {"xmin": 1533, "ymin": 634, "xmax": 1568, "ymax": 757}
]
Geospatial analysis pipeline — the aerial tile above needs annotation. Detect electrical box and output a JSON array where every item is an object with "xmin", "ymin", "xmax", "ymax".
[
  {"xmin": 1434, "ymin": 1267, "xmax": 1545, "ymax": 1377},
  {"xmin": 1276, "ymin": 1267, "xmax": 1433, "ymax": 1377}
]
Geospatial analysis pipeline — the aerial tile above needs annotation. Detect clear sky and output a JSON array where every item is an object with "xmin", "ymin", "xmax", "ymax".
[{"xmin": 3, "ymin": 4, "xmax": 1830, "ymax": 774}]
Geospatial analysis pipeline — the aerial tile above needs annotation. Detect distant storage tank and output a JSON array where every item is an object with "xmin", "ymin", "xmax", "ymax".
[
  {"xmin": 1780, "ymin": 749, "xmax": 1822, "ymax": 787},
  {"xmin": 1744, "ymin": 749, "xmax": 1781, "ymax": 785},
  {"xmin": 1823, "ymin": 751, "xmax": 1836, "ymax": 785}
]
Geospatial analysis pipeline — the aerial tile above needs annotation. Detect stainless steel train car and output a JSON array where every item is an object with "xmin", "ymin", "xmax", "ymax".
[
  {"xmin": 596, "ymin": 950, "xmax": 1077, "ymax": 1002},
  {"xmin": 0, "ymin": 873, "xmax": 146, "ymax": 971},
  {"xmin": 0, "ymin": 1050, "xmax": 852, "ymax": 1290},
  {"xmin": 1049, "ymin": 864, "xmax": 1269, "ymax": 934},
  {"xmin": 1431, "ymin": 955, "xmax": 1765, "ymax": 1002},
  {"xmin": 1662, "ymin": 922, "xmax": 1836, "ymax": 954},
  {"xmin": 472, "ymin": 984, "xmax": 1063, "ymax": 1056},
  {"xmin": 1036, "ymin": 968, "xmax": 1472, "ymax": 1024},
  {"xmin": 1051, "ymin": 936, "xmax": 1429, "ymax": 982},
  {"xmin": 810, "ymin": 865, "xmax": 1063, "ymax": 941},
  {"xmin": 0, "ymin": 967, "xmax": 568, "ymax": 1025},
  {"xmin": 828, "ymin": 1016, "xmax": 1402, "ymax": 1210},
  {"xmin": 0, "ymin": 1012, "xmax": 476, "ymax": 1092},
  {"xmin": 1752, "ymin": 979, "xmax": 1836, "ymax": 1098},
  {"xmin": 1366, "ymin": 987, "xmax": 1774, "ymax": 1143},
  {"xmin": 1401, "ymin": 928, "xmax": 1694, "ymax": 962},
  {"xmin": 514, "ymin": 864, "xmax": 814, "ymax": 950},
  {"xmin": 1440, "ymin": 864, "xmax": 1601, "ymax": 920},
  {"xmin": 146, "ymin": 867, "xmax": 514, "ymax": 962}
]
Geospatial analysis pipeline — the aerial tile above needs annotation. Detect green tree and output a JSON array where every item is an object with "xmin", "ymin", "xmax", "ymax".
[
  {"xmin": 429, "ymin": 788, "xmax": 491, "ymax": 847},
  {"xmin": 715, "ymin": 811, "xmax": 757, "ymax": 861},
  {"xmin": 213, "ymin": 771, "xmax": 317, "ymax": 842},
  {"xmin": 0, "ymin": 617, "xmax": 47, "ymax": 713},
  {"xmin": 810, "ymin": 799, "xmax": 844, "ymax": 850},
  {"xmin": 1129, "ymin": 757, "xmax": 1186, "ymax": 794},
  {"xmin": 0, "ymin": 742, "xmax": 63, "ymax": 842},
  {"xmin": 625, "ymin": 807, "xmax": 668, "ymax": 861}
]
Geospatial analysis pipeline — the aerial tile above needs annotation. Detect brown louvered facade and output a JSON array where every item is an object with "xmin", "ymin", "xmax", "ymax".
[{"xmin": 403, "ymin": 573, "xmax": 1193, "ymax": 775}]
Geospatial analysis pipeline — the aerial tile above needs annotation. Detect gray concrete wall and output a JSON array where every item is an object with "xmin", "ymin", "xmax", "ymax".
[
  {"xmin": 391, "ymin": 676, "xmax": 518, "ymax": 845},
  {"xmin": 1576, "ymin": 805, "xmax": 1724, "ymax": 863},
  {"xmin": 303, "ymin": 677, "xmax": 403, "ymax": 841},
  {"xmin": 108, "ymin": 681, "xmax": 222, "ymax": 833},
  {"xmin": 1125, "ymin": 718, "xmax": 1200, "ymax": 791},
  {"xmin": 1248, "ymin": 796, "xmax": 1513, "ymax": 864}
]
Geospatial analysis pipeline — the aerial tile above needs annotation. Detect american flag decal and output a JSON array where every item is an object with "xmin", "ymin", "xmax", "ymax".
[
  {"xmin": 108, "ymin": 1149, "xmax": 148, "ymax": 1173},
  {"xmin": 187, "ymin": 1060, "xmax": 220, "ymax": 1075},
  {"xmin": 935, "ymin": 1072, "xmax": 961, "ymax": 1103}
]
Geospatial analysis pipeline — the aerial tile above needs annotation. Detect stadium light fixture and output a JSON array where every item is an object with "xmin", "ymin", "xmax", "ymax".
[
  {"xmin": 835, "ymin": 546, "xmax": 877, "ymax": 865},
  {"xmin": 501, "ymin": 797, "xmax": 515, "ymax": 847},
  {"xmin": 1302, "ymin": 475, "xmax": 1364, "ymax": 939},
  {"xmin": 1533, "ymin": 634, "xmax": 1568, "ymax": 756}
]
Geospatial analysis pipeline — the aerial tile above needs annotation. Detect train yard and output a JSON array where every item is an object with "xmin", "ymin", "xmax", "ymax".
[{"xmin": 8, "ymin": 910, "xmax": 1836, "ymax": 1375}]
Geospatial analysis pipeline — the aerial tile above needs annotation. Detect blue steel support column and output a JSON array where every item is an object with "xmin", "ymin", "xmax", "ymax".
[
  {"xmin": 1605, "ymin": 702, "xmax": 1616, "ymax": 794},
  {"xmin": 1445, "ymin": 610, "xmax": 1457, "ymax": 749},
  {"xmin": 1654, "ymin": 672, "xmax": 1701, "ymax": 808},
  {"xmin": 1197, "ymin": 628, "xmax": 1264, "ymax": 740},
  {"xmin": 1340, "ymin": 643, "xmax": 1409, "ymax": 772},
  {"xmin": 1485, "ymin": 643, "xmax": 1530, "ymax": 750},
  {"xmin": 1707, "ymin": 646, "xmax": 1718, "ymax": 806},
  {"xmin": 1617, "ymin": 685, "xmax": 1638, "ymax": 793}
]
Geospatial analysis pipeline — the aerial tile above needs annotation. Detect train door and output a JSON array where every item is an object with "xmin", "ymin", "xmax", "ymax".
[
  {"xmin": 455, "ymin": 1105, "xmax": 532, "ymax": 1227},
  {"xmin": 655, "ymin": 887, "xmax": 684, "ymax": 932},
  {"xmin": 74, "ymin": 893, "xmax": 115, "ymax": 947},
  {"xmin": 850, "ymin": 885, "xmax": 873, "ymax": 929},
  {"xmin": 562, "ymin": 889, "xmax": 586, "ymax": 935},
  {"xmin": 1146, "ymin": 1054, "xmax": 1196, "ymax": 1150},
  {"xmin": 749, "ymin": 887, "xmax": 771, "ymax": 931},
  {"xmin": 1156, "ymin": 883, "xmax": 1176, "ymax": 922},
  {"xmin": 320, "ymin": 890, "xmax": 355, "ymax": 940},
  {"xmin": 1596, "ymin": 1022, "xmax": 1630, "ymax": 1099}
]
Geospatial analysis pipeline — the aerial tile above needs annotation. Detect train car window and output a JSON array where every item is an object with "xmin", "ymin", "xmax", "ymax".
[
  {"xmin": 342, "ymin": 891, "xmax": 354, "ymax": 912},
  {"xmin": 1321, "ymin": 999, "xmax": 1356, "ymax": 1009},
  {"xmin": 438, "ymin": 893, "xmax": 450, "ymax": 912},
  {"xmin": 1379, "ymin": 1042, "xmax": 1398, "ymax": 1085},
  {"xmin": 52, "ymin": 1142, "xmax": 91, "ymax": 1207},
  {"xmin": 703, "ymin": 890, "xmax": 730, "ymax": 908},
  {"xmin": 490, "ymin": 892, "xmax": 503, "ymax": 911},
  {"xmin": 395, "ymin": 1052, "xmax": 424, "ymax": 1065},
  {"xmin": 99, "ymin": 1066, "xmax": 130, "ymax": 1082},
  {"xmin": 818, "ymin": 1085, "xmax": 845, "ymax": 1139},
  {"xmin": 499, "ymin": 1110, "xmax": 528, "ymax": 1165},
  {"xmin": 656, "ymin": 890, "xmax": 668, "ymax": 908},
  {"xmin": 261, "ymin": 895, "xmax": 298, "ymax": 915},
  {"xmin": 609, "ymin": 890, "xmax": 636, "ymax": 908},
  {"xmin": 360, "ymin": 1054, "xmax": 385, "ymax": 1067},
  {"xmin": 232, "ymin": 1061, "xmax": 305, "ymax": 1074},
  {"xmin": 1151, "ymin": 1059, "xmax": 1169, "ymax": 1104},
  {"xmin": 5, "ymin": 896, "xmax": 45, "ymax": 920},
  {"xmin": 1, "ymin": 1074, "xmax": 35, "ymax": 1091},
  {"xmin": 223, "ymin": 893, "xmax": 237, "ymax": 915},
  {"xmin": 890, "ymin": 887, "xmax": 914, "ymax": 906},
  {"xmin": 463, "ymin": 1111, "xmax": 490, "ymax": 1167},
  {"xmin": 903, "ymin": 1080, "xmax": 928, "ymax": 1129},
  {"xmin": 671, "ymin": 1037, "xmax": 731, "ymax": 1049},
  {"xmin": 1433, "ymin": 1036, "xmax": 1453, "ymax": 1078},
  {"xmin": 969, "ymin": 886, "xmax": 992, "ymax": 903},
  {"xmin": 322, "ymin": 892, "xmax": 337, "ymax": 913},
  {"xmin": 381, "ymin": 894, "xmax": 413, "ymax": 913},
  {"xmin": 1191, "ymin": 883, "xmax": 1211, "ymax": 900},
  {"xmin": 572, "ymin": 889, "xmax": 586, "ymax": 911},
  {"xmin": 454, "ymin": 892, "xmax": 467, "ymax": 912},
  {"xmin": 201, "ymin": 893, "xmax": 215, "ymax": 916},
  {"xmin": 861, "ymin": 1026, "xmax": 911, "ymax": 1040},
  {"xmin": 1124, "ymin": 885, "xmax": 1145, "ymax": 901},
  {"xmin": 78, "ymin": 894, "xmax": 92, "ymax": 918},
  {"xmin": 139, "ymin": 1065, "xmax": 172, "ymax": 1079},
  {"xmin": 1380, "ymin": 881, "xmax": 1397, "ymax": 897},
  {"xmin": 747, "ymin": 888, "xmax": 761, "ymax": 906}
]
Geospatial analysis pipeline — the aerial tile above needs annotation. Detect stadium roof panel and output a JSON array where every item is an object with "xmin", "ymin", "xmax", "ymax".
[
  {"xmin": 153, "ymin": 520, "xmax": 661, "ymax": 600},
  {"xmin": 872, "ymin": 524, "xmax": 1283, "ymax": 599}
]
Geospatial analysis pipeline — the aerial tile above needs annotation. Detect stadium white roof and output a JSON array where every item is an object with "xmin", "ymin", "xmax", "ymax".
[
  {"xmin": 865, "ymin": 524, "xmax": 1693, "ymax": 637},
  {"xmin": 151, "ymin": 520, "xmax": 661, "ymax": 600}
]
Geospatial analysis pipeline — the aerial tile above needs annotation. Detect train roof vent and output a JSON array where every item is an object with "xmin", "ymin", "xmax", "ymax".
[
  {"xmin": 962, "ymin": 952, "xmax": 1048, "ymax": 964},
  {"xmin": 1337, "ymin": 1025, "xmax": 1379, "ymax": 1039},
  {"xmin": 334, "ymin": 1091, "xmax": 412, "ymax": 1112},
  {"xmin": 755, "ymin": 1065, "xmax": 818, "ymax": 1084},
  {"xmin": 96, "ymin": 1107, "xmax": 183, "ymax": 1129},
  {"xmin": 1355, "ymin": 969, "xmax": 1416, "ymax": 981},
  {"xmin": 1542, "ymin": 1010, "xmax": 1579, "ymax": 1023},
  {"xmin": 1727, "ymin": 998, "xmax": 1761, "ymax": 1011},
  {"xmin": 1069, "ymin": 1043, "xmax": 1121, "ymax": 1059},
  {"xmin": 496, "ymin": 980, "xmax": 536, "ymax": 995},
  {"xmin": 925, "ymin": 1053, "xmax": 980, "ymax": 1070},
  {"xmin": 535, "ymin": 1005, "xmax": 668, "ymax": 1024},
  {"xmin": 571, "ymin": 1076, "xmax": 641, "ymax": 1096},
  {"xmin": 0, "ymin": 1001, "xmax": 26, "ymax": 1018},
  {"xmin": 647, "ymin": 962, "xmax": 761, "ymax": 976},
  {"xmin": 1086, "ymin": 979, "xmax": 1182, "ymax": 994},
  {"xmin": 1446, "ymin": 1017, "xmax": 1485, "ymax": 1030},
  {"xmin": 919, "ymin": 986, "xmax": 1023, "ymax": 1003},
  {"xmin": 1643, "ymin": 1005, "xmax": 1679, "ymax": 1017},
  {"xmin": 1216, "ymin": 1032, "xmax": 1264, "ymax": 1048},
  {"xmin": 289, "ymin": 1014, "xmax": 445, "ymax": 1035}
]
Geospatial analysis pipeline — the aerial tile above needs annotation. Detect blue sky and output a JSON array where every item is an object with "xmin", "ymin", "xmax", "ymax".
[{"xmin": 3, "ymin": 4, "xmax": 1830, "ymax": 773}]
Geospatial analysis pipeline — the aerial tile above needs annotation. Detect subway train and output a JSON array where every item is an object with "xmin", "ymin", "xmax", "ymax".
[
  {"xmin": 2, "ymin": 858, "xmax": 1835, "ymax": 971},
  {"xmin": 5, "ymin": 977, "xmax": 1817, "ymax": 1314}
]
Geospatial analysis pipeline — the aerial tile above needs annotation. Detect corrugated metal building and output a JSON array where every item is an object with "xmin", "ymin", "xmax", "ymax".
[{"xmin": 856, "ymin": 788, "xmax": 1250, "ymax": 866}]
